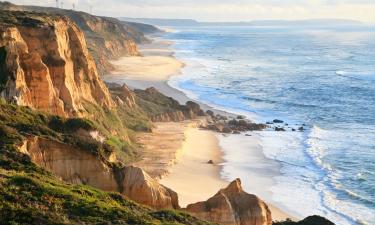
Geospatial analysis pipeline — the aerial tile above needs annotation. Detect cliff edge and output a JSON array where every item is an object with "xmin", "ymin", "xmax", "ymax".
[
  {"xmin": 0, "ymin": 1, "xmax": 159, "ymax": 74},
  {"xmin": 0, "ymin": 10, "xmax": 114, "ymax": 117}
]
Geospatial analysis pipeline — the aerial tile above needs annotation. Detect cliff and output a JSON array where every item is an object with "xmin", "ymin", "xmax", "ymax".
[
  {"xmin": 0, "ymin": 103, "xmax": 212, "ymax": 225},
  {"xmin": 0, "ymin": 10, "xmax": 114, "ymax": 118},
  {"xmin": 20, "ymin": 137, "xmax": 179, "ymax": 210},
  {"xmin": 185, "ymin": 179, "xmax": 272, "ymax": 225},
  {"xmin": 0, "ymin": 1, "xmax": 159, "ymax": 74}
]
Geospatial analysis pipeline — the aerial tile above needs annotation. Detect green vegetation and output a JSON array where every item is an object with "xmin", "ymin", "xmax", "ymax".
[
  {"xmin": 82, "ymin": 101, "xmax": 151, "ymax": 163},
  {"xmin": 133, "ymin": 88, "xmax": 204, "ymax": 120},
  {"xmin": 0, "ymin": 102, "xmax": 114, "ymax": 164},
  {"xmin": 0, "ymin": 101, "xmax": 214, "ymax": 225},
  {"xmin": 0, "ymin": 10, "xmax": 59, "ymax": 27}
]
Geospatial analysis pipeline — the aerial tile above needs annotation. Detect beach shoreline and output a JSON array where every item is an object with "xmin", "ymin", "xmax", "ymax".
[{"xmin": 104, "ymin": 37, "xmax": 296, "ymax": 221}]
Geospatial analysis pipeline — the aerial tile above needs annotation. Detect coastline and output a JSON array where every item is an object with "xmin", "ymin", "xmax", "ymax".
[{"xmin": 104, "ymin": 37, "xmax": 295, "ymax": 221}]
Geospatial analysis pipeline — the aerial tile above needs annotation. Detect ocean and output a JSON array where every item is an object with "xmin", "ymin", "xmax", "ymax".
[{"xmin": 162, "ymin": 25, "xmax": 375, "ymax": 225}]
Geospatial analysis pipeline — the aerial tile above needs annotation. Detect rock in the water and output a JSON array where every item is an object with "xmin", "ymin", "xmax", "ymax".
[
  {"xmin": 273, "ymin": 215, "xmax": 335, "ymax": 225},
  {"xmin": 185, "ymin": 178, "xmax": 272, "ymax": 225},
  {"xmin": 273, "ymin": 119, "xmax": 284, "ymax": 124},
  {"xmin": 298, "ymin": 127, "xmax": 304, "ymax": 131},
  {"xmin": 275, "ymin": 127, "xmax": 286, "ymax": 132}
]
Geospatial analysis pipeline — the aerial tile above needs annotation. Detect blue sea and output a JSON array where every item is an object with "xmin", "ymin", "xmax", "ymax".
[{"xmin": 162, "ymin": 25, "xmax": 375, "ymax": 225}]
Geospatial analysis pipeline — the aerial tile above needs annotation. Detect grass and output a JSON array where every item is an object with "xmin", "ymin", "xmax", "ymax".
[
  {"xmin": 0, "ymin": 170, "xmax": 213, "ymax": 225},
  {"xmin": 0, "ymin": 102, "xmax": 214, "ymax": 225}
]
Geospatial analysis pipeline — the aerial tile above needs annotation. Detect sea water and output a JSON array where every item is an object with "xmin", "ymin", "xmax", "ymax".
[{"xmin": 162, "ymin": 25, "xmax": 375, "ymax": 225}]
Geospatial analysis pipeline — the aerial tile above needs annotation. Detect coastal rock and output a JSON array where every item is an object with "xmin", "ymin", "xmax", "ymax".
[
  {"xmin": 185, "ymin": 178, "xmax": 272, "ymax": 225},
  {"xmin": 207, "ymin": 160, "xmax": 214, "ymax": 164},
  {"xmin": 201, "ymin": 118, "xmax": 267, "ymax": 134},
  {"xmin": 273, "ymin": 119, "xmax": 284, "ymax": 124},
  {"xmin": 275, "ymin": 127, "xmax": 286, "ymax": 132},
  {"xmin": 114, "ymin": 166, "xmax": 179, "ymax": 210},
  {"xmin": 133, "ymin": 87, "xmax": 206, "ymax": 122},
  {"xmin": 206, "ymin": 110, "xmax": 215, "ymax": 117},
  {"xmin": 186, "ymin": 101, "xmax": 206, "ymax": 117},
  {"xmin": 150, "ymin": 111, "xmax": 186, "ymax": 122},
  {"xmin": 0, "ymin": 11, "xmax": 114, "ymax": 117},
  {"xmin": 20, "ymin": 137, "xmax": 179, "ymax": 210},
  {"xmin": 273, "ymin": 215, "xmax": 335, "ymax": 225},
  {"xmin": 118, "ymin": 84, "xmax": 137, "ymax": 108}
]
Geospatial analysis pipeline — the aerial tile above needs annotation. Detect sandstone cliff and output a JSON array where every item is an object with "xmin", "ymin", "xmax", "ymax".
[
  {"xmin": 0, "ymin": 11, "xmax": 114, "ymax": 117},
  {"xmin": 19, "ymin": 136, "xmax": 179, "ymax": 210},
  {"xmin": 185, "ymin": 179, "xmax": 272, "ymax": 225},
  {"xmin": 0, "ymin": 2, "xmax": 158, "ymax": 74}
]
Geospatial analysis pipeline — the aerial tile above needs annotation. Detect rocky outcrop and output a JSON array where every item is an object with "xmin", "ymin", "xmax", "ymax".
[
  {"xmin": 273, "ymin": 216, "xmax": 335, "ymax": 225},
  {"xmin": 19, "ymin": 137, "xmax": 179, "ymax": 210},
  {"xmin": 117, "ymin": 84, "xmax": 137, "ymax": 108},
  {"xmin": 150, "ymin": 111, "xmax": 186, "ymax": 122},
  {"xmin": 200, "ymin": 115, "xmax": 267, "ymax": 134},
  {"xmin": 133, "ymin": 87, "xmax": 206, "ymax": 122},
  {"xmin": 114, "ymin": 165, "xmax": 179, "ymax": 209},
  {"xmin": 185, "ymin": 179, "xmax": 272, "ymax": 225},
  {"xmin": 0, "ymin": 11, "xmax": 114, "ymax": 117}
]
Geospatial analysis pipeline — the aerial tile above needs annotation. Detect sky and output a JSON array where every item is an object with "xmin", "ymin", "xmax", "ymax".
[{"xmin": 7, "ymin": 0, "xmax": 375, "ymax": 23}]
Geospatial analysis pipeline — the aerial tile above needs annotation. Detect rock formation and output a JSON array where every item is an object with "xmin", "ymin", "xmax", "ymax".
[
  {"xmin": 133, "ymin": 87, "xmax": 205, "ymax": 122},
  {"xmin": 185, "ymin": 179, "xmax": 272, "ymax": 225},
  {"xmin": 0, "ymin": 11, "xmax": 114, "ymax": 117},
  {"xmin": 0, "ymin": 2, "xmax": 151, "ymax": 74},
  {"xmin": 19, "ymin": 137, "xmax": 179, "ymax": 210}
]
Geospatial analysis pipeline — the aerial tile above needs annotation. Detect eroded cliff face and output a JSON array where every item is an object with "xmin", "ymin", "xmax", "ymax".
[
  {"xmin": 0, "ymin": 2, "xmax": 145, "ymax": 74},
  {"xmin": 19, "ymin": 137, "xmax": 179, "ymax": 210},
  {"xmin": 185, "ymin": 179, "xmax": 272, "ymax": 225},
  {"xmin": 0, "ymin": 11, "xmax": 114, "ymax": 117}
]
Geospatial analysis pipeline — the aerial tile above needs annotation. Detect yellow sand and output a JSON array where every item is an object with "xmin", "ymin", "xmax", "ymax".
[
  {"xmin": 109, "ymin": 55, "xmax": 183, "ymax": 81},
  {"xmin": 160, "ymin": 126, "xmax": 227, "ymax": 207}
]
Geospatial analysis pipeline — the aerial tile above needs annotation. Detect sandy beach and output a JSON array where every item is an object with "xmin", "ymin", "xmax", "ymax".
[
  {"xmin": 105, "ymin": 39, "xmax": 295, "ymax": 221},
  {"xmin": 159, "ymin": 126, "xmax": 227, "ymax": 207}
]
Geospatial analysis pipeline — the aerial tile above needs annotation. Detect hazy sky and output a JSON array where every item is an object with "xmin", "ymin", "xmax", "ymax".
[{"xmin": 7, "ymin": 0, "xmax": 375, "ymax": 23}]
